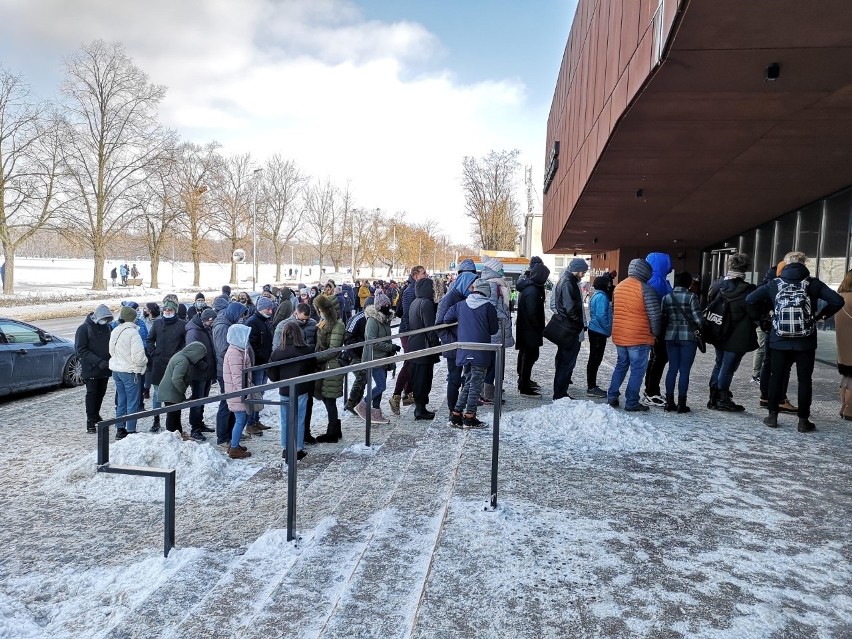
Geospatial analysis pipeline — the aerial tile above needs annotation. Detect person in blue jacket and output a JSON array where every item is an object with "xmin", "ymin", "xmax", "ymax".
[
  {"xmin": 586, "ymin": 276, "xmax": 613, "ymax": 397},
  {"xmin": 642, "ymin": 252, "xmax": 673, "ymax": 407},
  {"xmin": 444, "ymin": 279, "xmax": 498, "ymax": 429},
  {"xmin": 435, "ymin": 260, "xmax": 479, "ymax": 412}
]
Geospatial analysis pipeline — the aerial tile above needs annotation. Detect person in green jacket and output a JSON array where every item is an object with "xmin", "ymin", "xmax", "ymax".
[
  {"xmin": 314, "ymin": 293, "xmax": 346, "ymax": 442},
  {"xmin": 157, "ymin": 342, "xmax": 208, "ymax": 441}
]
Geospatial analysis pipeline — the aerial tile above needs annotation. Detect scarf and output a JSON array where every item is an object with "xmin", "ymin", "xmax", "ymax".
[{"xmin": 725, "ymin": 271, "xmax": 745, "ymax": 280}]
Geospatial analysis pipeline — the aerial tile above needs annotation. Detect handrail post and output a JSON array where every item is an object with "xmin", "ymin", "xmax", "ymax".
[
  {"xmin": 364, "ymin": 343, "xmax": 373, "ymax": 447},
  {"xmin": 490, "ymin": 344, "xmax": 504, "ymax": 510},
  {"xmin": 286, "ymin": 381, "xmax": 298, "ymax": 541},
  {"xmin": 164, "ymin": 470, "xmax": 176, "ymax": 557},
  {"xmin": 97, "ymin": 420, "xmax": 109, "ymax": 466}
]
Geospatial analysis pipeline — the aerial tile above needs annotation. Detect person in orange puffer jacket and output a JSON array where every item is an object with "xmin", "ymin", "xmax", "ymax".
[{"xmin": 606, "ymin": 258, "xmax": 662, "ymax": 411}]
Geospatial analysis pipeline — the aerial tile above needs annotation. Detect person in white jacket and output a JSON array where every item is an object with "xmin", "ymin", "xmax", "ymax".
[{"xmin": 109, "ymin": 306, "xmax": 149, "ymax": 439}]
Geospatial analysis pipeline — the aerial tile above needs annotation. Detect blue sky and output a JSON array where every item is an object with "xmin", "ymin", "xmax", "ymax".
[{"xmin": 0, "ymin": 0, "xmax": 577, "ymax": 242}]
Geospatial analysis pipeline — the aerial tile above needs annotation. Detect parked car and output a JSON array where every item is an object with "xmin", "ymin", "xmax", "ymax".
[{"xmin": 0, "ymin": 318, "xmax": 83, "ymax": 397}]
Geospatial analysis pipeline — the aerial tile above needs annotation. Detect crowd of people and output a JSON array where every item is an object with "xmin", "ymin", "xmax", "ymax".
[{"xmin": 75, "ymin": 250, "xmax": 850, "ymax": 464}]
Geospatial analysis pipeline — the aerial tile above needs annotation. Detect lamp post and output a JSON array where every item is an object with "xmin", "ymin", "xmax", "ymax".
[{"xmin": 252, "ymin": 168, "xmax": 263, "ymax": 290}]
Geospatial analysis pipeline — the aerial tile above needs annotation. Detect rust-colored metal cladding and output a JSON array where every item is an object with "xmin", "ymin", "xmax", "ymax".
[{"xmin": 543, "ymin": 0, "xmax": 852, "ymax": 256}]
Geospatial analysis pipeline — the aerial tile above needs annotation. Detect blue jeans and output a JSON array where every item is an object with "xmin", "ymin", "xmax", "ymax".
[
  {"xmin": 456, "ymin": 364, "xmax": 487, "ymax": 415},
  {"xmin": 665, "ymin": 340, "xmax": 698, "ymax": 398},
  {"xmin": 553, "ymin": 336, "xmax": 581, "ymax": 400},
  {"xmin": 607, "ymin": 345, "xmax": 651, "ymax": 408},
  {"xmin": 710, "ymin": 347, "xmax": 745, "ymax": 392},
  {"xmin": 365, "ymin": 365, "xmax": 387, "ymax": 409},
  {"xmin": 230, "ymin": 410, "xmax": 247, "ymax": 448},
  {"xmin": 248, "ymin": 369, "xmax": 266, "ymax": 424},
  {"xmin": 279, "ymin": 393, "xmax": 308, "ymax": 451},
  {"xmin": 113, "ymin": 371, "xmax": 142, "ymax": 432},
  {"xmin": 446, "ymin": 357, "xmax": 463, "ymax": 411}
]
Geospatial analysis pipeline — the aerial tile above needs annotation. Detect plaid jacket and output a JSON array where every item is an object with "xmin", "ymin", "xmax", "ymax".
[{"xmin": 662, "ymin": 287, "xmax": 702, "ymax": 342}]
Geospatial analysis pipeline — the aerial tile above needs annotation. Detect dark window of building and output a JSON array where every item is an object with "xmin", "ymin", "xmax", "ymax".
[
  {"xmin": 820, "ymin": 189, "xmax": 852, "ymax": 286},
  {"xmin": 798, "ymin": 202, "xmax": 821, "ymax": 270},
  {"xmin": 775, "ymin": 211, "xmax": 798, "ymax": 263},
  {"xmin": 754, "ymin": 221, "xmax": 775, "ymax": 280},
  {"xmin": 739, "ymin": 229, "xmax": 757, "ymax": 283}
]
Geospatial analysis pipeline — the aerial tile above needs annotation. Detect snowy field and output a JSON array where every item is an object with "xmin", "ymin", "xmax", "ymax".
[{"xmin": 0, "ymin": 316, "xmax": 849, "ymax": 638}]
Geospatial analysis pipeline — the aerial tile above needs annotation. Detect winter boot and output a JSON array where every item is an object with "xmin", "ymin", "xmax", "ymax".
[
  {"xmin": 344, "ymin": 400, "xmax": 358, "ymax": 415},
  {"xmin": 354, "ymin": 401, "xmax": 368, "ymax": 420},
  {"xmin": 449, "ymin": 411, "xmax": 464, "ymax": 428},
  {"xmin": 707, "ymin": 386, "xmax": 718, "ymax": 410},
  {"xmin": 228, "ymin": 445, "xmax": 251, "ymax": 459},
  {"xmin": 370, "ymin": 408, "xmax": 390, "ymax": 424},
  {"xmin": 414, "ymin": 405, "xmax": 436, "ymax": 421},
  {"xmin": 664, "ymin": 394, "xmax": 676, "ymax": 412},
  {"xmin": 304, "ymin": 424, "xmax": 317, "ymax": 445},
  {"xmin": 150, "ymin": 415, "xmax": 161, "ymax": 433},
  {"xmin": 797, "ymin": 417, "xmax": 816, "ymax": 433},
  {"xmin": 677, "ymin": 395, "xmax": 691, "ymax": 414},
  {"xmin": 86, "ymin": 420, "xmax": 97, "ymax": 434},
  {"xmin": 389, "ymin": 394, "xmax": 402, "ymax": 415},
  {"xmin": 482, "ymin": 383, "xmax": 495, "ymax": 401},
  {"xmin": 116, "ymin": 427, "xmax": 128, "ymax": 440},
  {"xmin": 401, "ymin": 393, "xmax": 415, "ymax": 407},
  {"xmin": 763, "ymin": 411, "xmax": 778, "ymax": 428},
  {"xmin": 715, "ymin": 393, "xmax": 745, "ymax": 412},
  {"xmin": 316, "ymin": 419, "xmax": 342, "ymax": 443}
]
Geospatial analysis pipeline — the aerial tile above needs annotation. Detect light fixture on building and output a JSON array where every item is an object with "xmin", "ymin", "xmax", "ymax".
[{"xmin": 765, "ymin": 63, "xmax": 780, "ymax": 81}]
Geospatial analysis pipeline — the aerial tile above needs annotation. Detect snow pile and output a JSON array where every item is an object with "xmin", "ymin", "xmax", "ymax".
[
  {"xmin": 500, "ymin": 398, "xmax": 679, "ymax": 453},
  {"xmin": 44, "ymin": 431, "xmax": 259, "ymax": 503},
  {"xmin": 344, "ymin": 442, "xmax": 383, "ymax": 456}
]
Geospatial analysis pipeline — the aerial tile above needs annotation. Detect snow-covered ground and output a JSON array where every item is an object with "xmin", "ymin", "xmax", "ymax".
[{"xmin": 0, "ymin": 289, "xmax": 850, "ymax": 637}]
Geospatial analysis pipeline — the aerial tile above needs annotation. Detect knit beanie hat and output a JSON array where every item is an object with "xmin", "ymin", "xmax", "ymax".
[
  {"xmin": 483, "ymin": 257, "xmax": 503, "ymax": 273},
  {"xmin": 257, "ymin": 297, "xmax": 275, "ymax": 312},
  {"xmin": 568, "ymin": 258, "xmax": 589, "ymax": 274},
  {"xmin": 194, "ymin": 292, "xmax": 205, "ymax": 301},
  {"xmin": 163, "ymin": 299, "xmax": 179, "ymax": 312},
  {"xmin": 374, "ymin": 290, "xmax": 391, "ymax": 308},
  {"xmin": 119, "ymin": 306, "xmax": 137, "ymax": 323},
  {"xmin": 200, "ymin": 309, "xmax": 217, "ymax": 322}
]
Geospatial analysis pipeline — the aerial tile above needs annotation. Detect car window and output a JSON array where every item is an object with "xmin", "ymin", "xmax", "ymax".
[{"xmin": 0, "ymin": 320, "xmax": 41, "ymax": 344}]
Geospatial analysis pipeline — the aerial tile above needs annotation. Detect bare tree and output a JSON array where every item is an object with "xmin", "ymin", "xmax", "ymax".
[
  {"xmin": 0, "ymin": 67, "xmax": 63, "ymax": 294},
  {"xmin": 302, "ymin": 178, "xmax": 340, "ymax": 274},
  {"xmin": 60, "ymin": 40, "xmax": 168, "ymax": 289},
  {"xmin": 348, "ymin": 207, "xmax": 372, "ymax": 277},
  {"xmin": 326, "ymin": 181, "xmax": 354, "ymax": 273},
  {"xmin": 259, "ymin": 155, "xmax": 308, "ymax": 281},
  {"xmin": 210, "ymin": 153, "xmax": 255, "ymax": 286},
  {"xmin": 173, "ymin": 141, "xmax": 220, "ymax": 286},
  {"xmin": 461, "ymin": 149, "xmax": 521, "ymax": 250}
]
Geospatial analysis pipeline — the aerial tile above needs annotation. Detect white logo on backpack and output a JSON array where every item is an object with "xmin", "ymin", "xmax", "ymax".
[{"xmin": 772, "ymin": 278, "xmax": 814, "ymax": 337}]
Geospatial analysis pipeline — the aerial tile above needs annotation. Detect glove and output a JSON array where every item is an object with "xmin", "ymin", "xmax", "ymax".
[{"xmin": 393, "ymin": 344, "xmax": 402, "ymax": 353}]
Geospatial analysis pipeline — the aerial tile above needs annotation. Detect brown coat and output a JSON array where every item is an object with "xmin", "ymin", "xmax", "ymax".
[{"xmin": 837, "ymin": 291, "xmax": 852, "ymax": 375}]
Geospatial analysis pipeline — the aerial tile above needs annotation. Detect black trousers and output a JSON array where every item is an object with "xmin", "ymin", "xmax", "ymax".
[
  {"xmin": 760, "ymin": 341, "xmax": 790, "ymax": 401},
  {"xmin": 188, "ymin": 379, "xmax": 212, "ymax": 429},
  {"xmin": 163, "ymin": 401, "xmax": 182, "ymax": 432},
  {"xmin": 517, "ymin": 347, "xmax": 539, "ymax": 390},
  {"xmin": 586, "ymin": 330, "xmax": 607, "ymax": 389},
  {"xmin": 644, "ymin": 338, "xmax": 669, "ymax": 397},
  {"xmin": 322, "ymin": 397, "xmax": 339, "ymax": 424},
  {"xmin": 347, "ymin": 358, "xmax": 367, "ymax": 406},
  {"xmin": 411, "ymin": 360, "xmax": 435, "ymax": 407},
  {"xmin": 768, "ymin": 348, "xmax": 815, "ymax": 418},
  {"xmin": 84, "ymin": 377, "xmax": 110, "ymax": 425}
]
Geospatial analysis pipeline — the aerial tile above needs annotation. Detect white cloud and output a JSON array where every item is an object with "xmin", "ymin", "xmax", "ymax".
[{"xmin": 0, "ymin": 0, "xmax": 545, "ymax": 241}]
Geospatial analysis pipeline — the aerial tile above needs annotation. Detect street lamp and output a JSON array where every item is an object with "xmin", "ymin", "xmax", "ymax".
[{"xmin": 252, "ymin": 168, "xmax": 263, "ymax": 290}]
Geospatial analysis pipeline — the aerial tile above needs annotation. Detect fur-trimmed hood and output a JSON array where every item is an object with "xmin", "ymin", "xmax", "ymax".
[
  {"xmin": 365, "ymin": 303, "xmax": 389, "ymax": 323},
  {"xmin": 313, "ymin": 292, "xmax": 338, "ymax": 319}
]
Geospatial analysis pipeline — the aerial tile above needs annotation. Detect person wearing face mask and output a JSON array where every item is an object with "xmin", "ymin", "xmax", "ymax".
[
  {"xmin": 75, "ymin": 304, "xmax": 114, "ymax": 434},
  {"xmin": 186, "ymin": 292, "xmax": 209, "ymax": 320},
  {"xmin": 109, "ymin": 306, "xmax": 149, "ymax": 439},
  {"xmin": 146, "ymin": 298, "xmax": 186, "ymax": 432},
  {"xmin": 238, "ymin": 291, "xmax": 256, "ymax": 316},
  {"xmin": 354, "ymin": 291, "xmax": 400, "ymax": 424},
  {"xmin": 276, "ymin": 303, "xmax": 319, "ymax": 443},
  {"xmin": 185, "ymin": 308, "xmax": 217, "ymax": 438},
  {"xmin": 141, "ymin": 302, "xmax": 160, "ymax": 400},
  {"xmin": 243, "ymin": 296, "xmax": 276, "ymax": 433}
]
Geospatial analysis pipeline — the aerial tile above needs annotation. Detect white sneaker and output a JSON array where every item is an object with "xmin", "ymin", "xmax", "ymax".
[{"xmin": 641, "ymin": 393, "xmax": 666, "ymax": 407}]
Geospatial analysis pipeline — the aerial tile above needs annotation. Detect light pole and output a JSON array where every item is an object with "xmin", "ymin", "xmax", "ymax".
[{"xmin": 252, "ymin": 168, "xmax": 263, "ymax": 290}]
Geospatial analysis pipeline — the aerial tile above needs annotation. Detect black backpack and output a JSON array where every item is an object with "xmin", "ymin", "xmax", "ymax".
[
  {"xmin": 701, "ymin": 292, "xmax": 733, "ymax": 346},
  {"xmin": 338, "ymin": 312, "xmax": 367, "ymax": 365}
]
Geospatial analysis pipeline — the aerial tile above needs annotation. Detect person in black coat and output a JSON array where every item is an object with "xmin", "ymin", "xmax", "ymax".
[
  {"xmin": 515, "ymin": 261, "xmax": 550, "ymax": 396},
  {"xmin": 407, "ymin": 277, "xmax": 439, "ymax": 420},
  {"xmin": 146, "ymin": 299, "xmax": 186, "ymax": 430},
  {"xmin": 244, "ymin": 296, "xmax": 275, "ymax": 431},
  {"xmin": 185, "ymin": 309, "xmax": 217, "ymax": 433},
  {"xmin": 267, "ymin": 322, "xmax": 315, "ymax": 460},
  {"xmin": 75, "ymin": 304, "xmax": 114, "ymax": 433},
  {"xmin": 707, "ymin": 253, "xmax": 759, "ymax": 412},
  {"xmin": 746, "ymin": 252, "xmax": 843, "ymax": 430}
]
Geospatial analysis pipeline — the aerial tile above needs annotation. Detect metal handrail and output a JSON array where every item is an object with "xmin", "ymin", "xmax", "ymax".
[{"xmin": 95, "ymin": 324, "xmax": 504, "ymax": 555}]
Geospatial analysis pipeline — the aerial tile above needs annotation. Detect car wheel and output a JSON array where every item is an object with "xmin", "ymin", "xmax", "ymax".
[{"xmin": 63, "ymin": 355, "xmax": 84, "ymax": 387}]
